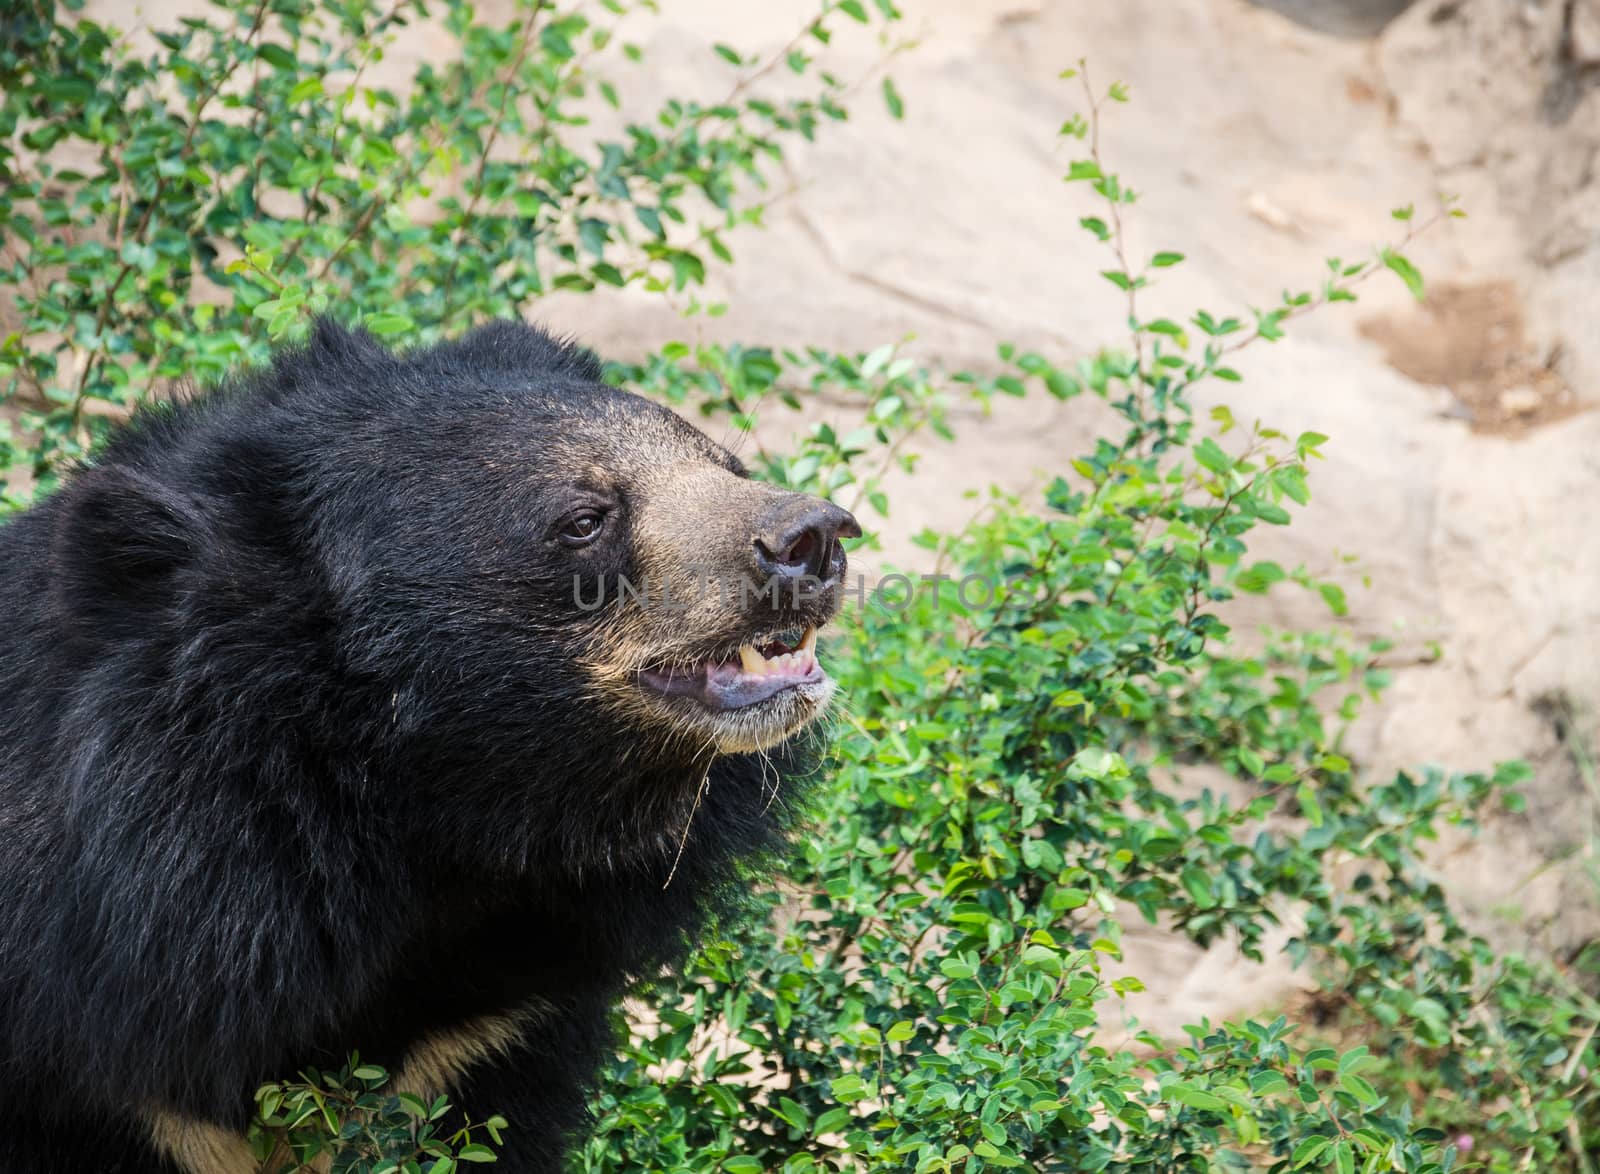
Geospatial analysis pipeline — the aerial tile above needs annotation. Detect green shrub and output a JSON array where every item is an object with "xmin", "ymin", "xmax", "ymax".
[
  {"xmin": 248, "ymin": 1057, "xmax": 506, "ymax": 1172},
  {"xmin": 4, "ymin": 3, "xmax": 1597, "ymax": 1171}
]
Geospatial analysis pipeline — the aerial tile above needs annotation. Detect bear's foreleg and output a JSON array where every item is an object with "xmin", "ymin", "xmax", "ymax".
[{"xmin": 441, "ymin": 999, "xmax": 616, "ymax": 1174}]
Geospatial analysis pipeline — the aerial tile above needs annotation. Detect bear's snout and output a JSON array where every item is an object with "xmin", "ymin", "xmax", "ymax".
[{"xmin": 752, "ymin": 496, "xmax": 860, "ymax": 585}]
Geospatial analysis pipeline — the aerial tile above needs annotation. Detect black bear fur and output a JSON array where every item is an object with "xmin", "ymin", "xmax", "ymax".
[{"xmin": 0, "ymin": 320, "xmax": 847, "ymax": 1172}]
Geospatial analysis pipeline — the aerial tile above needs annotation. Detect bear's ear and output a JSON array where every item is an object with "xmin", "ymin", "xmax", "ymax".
[{"xmin": 50, "ymin": 465, "xmax": 207, "ymax": 640}]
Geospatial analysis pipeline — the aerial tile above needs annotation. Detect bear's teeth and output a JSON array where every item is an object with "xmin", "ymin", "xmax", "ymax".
[{"xmin": 736, "ymin": 631, "xmax": 819, "ymax": 677}]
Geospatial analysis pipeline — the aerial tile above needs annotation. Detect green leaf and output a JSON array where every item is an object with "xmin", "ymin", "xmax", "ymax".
[
  {"xmin": 1337, "ymin": 1047, "xmax": 1371, "ymax": 1075},
  {"xmin": 773, "ymin": 1096, "xmax": 810, "ymax": 1128},
  {"xmin": 456, "ymin": 1145, "xmax": 497, "ymax": 1163},
  {"xmin": 257, "ymin": 43, "xmax": 297, "ymax": 70},
  {"xmin": 939, "ymin": 957, "xmax": 976, "ymax": 980},
  {"xmin": 861, "ymin": 343, "xmax": 895, "ymax": 378},
  {"xmin": 364, "ymin": 313, "xmax": 413, "ymax": 336},
  {"xmin": 830, "ymin": 1074, "xmax": 872, "ymax": 1103},
  {"xmin": 1150, "ymin": 251, "xmax": 1184, "ymax": 268},
  {"xmin": 43, "ymin": 77, "xmax": 93, "ymax": 105},
  {"xmin": 1166, "ymin": 1082, "xmax": 1226, "ymax": 1111},
  {"xmin": 578, "ymin": 219, "xmax": 610, "ymax": 258},
  {"xmin": 882, "ymin": 77, "xmax": 904, "ymax": 120},
  {"xmin": 1291, "ymin": 1136, "xmax": 1331, "ymax": 1168},
  {"xmin": 1021, "ymin": 944, "xmax": 1061, "ymax": 975},
  {"xmin": 669, "ymin": 251, "xmax": 706, "ymax": 290},
  {"xmin": 1381, "ymin": 248, "xmax": 1425, "ymax": 300},
  {"xmin": 1295, "ymin": 430, "xmax": 1330, "ymax": 451},
  {"xmin": 1297, "ymin": 782, "xmax": 1323, "ymax": 828},
  {"xmin": 1180, "ymin": 866, "xmax": 1215, "ymax": 908},
  {"xmin": 1250, "ymin": 1070, "xmax": 1290, "ymax": 1096},
  {"xmin": 1193, "ymin": 437, "xmax": 1232, "ymax": 474},
  {"xmin": 1274, "ymin": 465, "xmax": 1310, "ymax": 506},
  {"xmin": 1338, "ymin": 1073, "xmax": 1380, "ymax": 1105},
  {"xmin": 540, "ymin": 25, "xmax": 576, "ymax": 60}
]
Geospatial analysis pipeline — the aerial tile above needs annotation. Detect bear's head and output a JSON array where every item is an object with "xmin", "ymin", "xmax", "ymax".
[
  {"xmin": 47, "ymin": 320, "xmax": 858, "ymax": 882},
  {"xmin": 296, "ymin": 320, "xmax": 861, "ymax": 760}
]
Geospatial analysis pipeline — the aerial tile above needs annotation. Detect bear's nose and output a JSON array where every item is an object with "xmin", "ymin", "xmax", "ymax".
[{"xmin": 754, "ymin": 498, "xmax": 861, "ymax": 583}]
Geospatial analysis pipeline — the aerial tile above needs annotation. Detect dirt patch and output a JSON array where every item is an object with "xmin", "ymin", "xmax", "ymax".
[{"xmin": 1359, "ymin": 280, "xmax": 1585, "ymax": 435}]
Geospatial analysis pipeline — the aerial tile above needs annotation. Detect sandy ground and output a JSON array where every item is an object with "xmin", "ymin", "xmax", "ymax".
[{"xmin": 73, "ymin": 0, "xmax": 1600, "ymax": 1036}]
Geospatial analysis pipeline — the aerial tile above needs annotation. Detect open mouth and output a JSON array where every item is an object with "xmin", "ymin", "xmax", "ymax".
[{"xmin": 637, "ymin": 626, "xmax": 824, "ymax": 711}]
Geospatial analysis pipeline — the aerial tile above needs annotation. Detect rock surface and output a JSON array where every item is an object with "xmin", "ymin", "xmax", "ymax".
[{"xmin": 1380, "ymin": 0, "xmax": 1600, "ymax": 389}]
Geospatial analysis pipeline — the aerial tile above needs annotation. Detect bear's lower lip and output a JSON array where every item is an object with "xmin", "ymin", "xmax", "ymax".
[{"xmin": 638, "ymin": 626, "xmax": 824, "ymax": 711}]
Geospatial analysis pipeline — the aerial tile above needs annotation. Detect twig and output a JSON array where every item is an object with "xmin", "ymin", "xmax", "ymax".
[
  {"xmin": 1076, "ymin": 63, "xmax": 1144, "ymax": 399},
  {"xmin": 309, "ymin": 196, "xmax": 384, "ymax": 284},
  {"xmin": 1562, "ymin": 1016, "xmax": 1600, "ymax": 1085},
  {"xmin": 1217, "ymin": 205, "xmax": 1452, "ymax": 359},
  {"xmin": 275, "ymin": 0, "xmax": 410, "ymax": 271}
]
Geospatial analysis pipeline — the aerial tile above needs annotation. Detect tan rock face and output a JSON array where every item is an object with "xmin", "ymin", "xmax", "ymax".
[
  {"xmin": 1379, "ymin": 0, "xmax": 1600, "ymax": 387},
  {"xmin": 1570, "ymin": 0, "xmax": 1600, "ymax": 66}
]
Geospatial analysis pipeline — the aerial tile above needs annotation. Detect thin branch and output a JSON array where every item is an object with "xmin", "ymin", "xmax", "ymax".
[{"xmin": 1077, "ymin": 63, "xmax": 1145, "ymax": 395}]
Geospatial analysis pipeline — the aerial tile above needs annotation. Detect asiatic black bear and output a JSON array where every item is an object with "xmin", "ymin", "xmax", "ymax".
[{"xmin": 0, "ymin": 320, "xmax": 856, "ymax": 1172}]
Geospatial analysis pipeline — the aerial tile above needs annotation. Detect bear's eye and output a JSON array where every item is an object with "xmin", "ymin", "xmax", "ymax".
[{"xmin": 556, "ymin": 509, "xmax": 606, "ymax": 547}]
